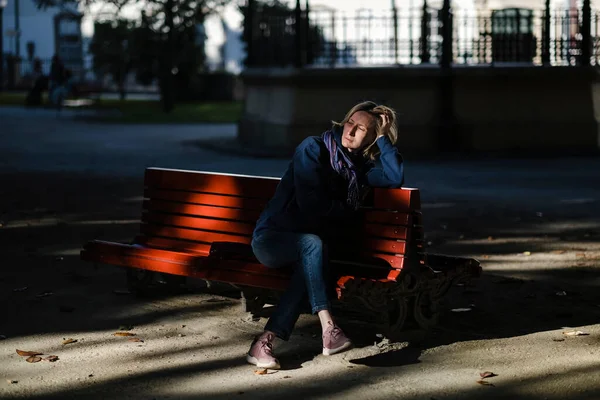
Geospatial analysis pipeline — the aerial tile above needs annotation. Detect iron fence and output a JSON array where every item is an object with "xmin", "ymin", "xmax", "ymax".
[{"xmin": 246, "ymin": 5, "xmax": 600, "ymax": 68}]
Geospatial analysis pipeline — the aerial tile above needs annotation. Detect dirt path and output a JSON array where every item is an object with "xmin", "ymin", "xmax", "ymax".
[{"xmin": 1, "ymin": 111, "xmax": 599, "ymax": 399}]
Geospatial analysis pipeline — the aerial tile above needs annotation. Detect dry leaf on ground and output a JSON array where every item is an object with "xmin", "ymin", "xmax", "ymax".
[
  {"xmin": 114, "ymin": 332, "xmax": 136, "ymax": 337},
  {"xmin": 128, "ymin": 338, "xmax": 144, "ymax": 343},
  {"xmin": 26, "ymin": 356, "xmax": 42, "ymax": 363},
  {"xmin": 480, "ymin": 371, "xmax": 497, "ymax": 379},
  {"xmin": 62, "ymin": 338, "xmax": 78, "ymax": 345},
  {"xmin": 476, "ymin": 380, "xmax": 495, "ymax": 386},
  {"xmin": 16, "ymin": 349, "xmax": 43, "ymax": 357},
  {"xmin": 43, "ymin": 355, "xmax": 59, "ymax": 362},
  {"xmin": 563, "ymin": 330, "xmax": 589, "ymax": 337},
  {"xmin": 254, "ymin": 369, "xmax": 268, "ymax": 375}
]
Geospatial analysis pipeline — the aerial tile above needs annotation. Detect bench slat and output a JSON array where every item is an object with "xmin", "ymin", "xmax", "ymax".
[
  {"xmin": 373, "ymin": 187, "xmax": 421, "ymax": 211},
  {"xmin": 145, "ymin": 168, "xmax": 279, "ymax": 199},
  {"xmin": 143, "ymin": 199, "xmax": 263, "ymax": 222},
  {"xmin": 142, "ymin": 212, "xmax": 256, "ymax": 236},
  {"xmin": 140, "ymin": 223, "xmax": 252, "ymax": 244},
  {"xmin": 144, "ymin": 189, "xmax": 269, "ymax": 211},
  {"xmin": 135, "ymin": 236, "xmax": 212, "ymax": 255},
  {"xmin": 363, "ymin": 211, "xmax": 411, "ymax": 225}
]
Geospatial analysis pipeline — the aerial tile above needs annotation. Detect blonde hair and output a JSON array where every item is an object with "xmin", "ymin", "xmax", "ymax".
[{"xmin": 332, "ymin": 101, "xmax": 398, "ymax": 160}]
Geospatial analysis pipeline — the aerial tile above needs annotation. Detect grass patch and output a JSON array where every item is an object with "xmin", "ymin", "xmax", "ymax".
[
  {"xmin": 95, "ymin": 100, "xmax": 243, "ymax": 124},
  {"xmin": 0, "ymin": 92, "xmax": 243, "ymax": 124}
]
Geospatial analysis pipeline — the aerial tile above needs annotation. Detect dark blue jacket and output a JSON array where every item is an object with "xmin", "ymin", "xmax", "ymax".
[{"xmin": 253, "ymin": 126, "xmax": 404, "ymax": 237}]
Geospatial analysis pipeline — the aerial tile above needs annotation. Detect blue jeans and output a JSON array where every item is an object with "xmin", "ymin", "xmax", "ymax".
[{"xmin": 251, "ymin": 230, "xmax": 331, "ymax": 341}]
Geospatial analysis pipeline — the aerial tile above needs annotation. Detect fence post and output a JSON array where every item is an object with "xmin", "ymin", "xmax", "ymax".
[
  {"xmin": 392, "ymin": 2, "xmax": 399, "ymax": 64},
  {"xmin": 440, "ymin": 0, "xmax": 452, "ymax": 69},
  {"xmin": 542, "ymin": 0, "xmax": 550, "ymax": 65},
  {"xmin": 420, "ymin": 0, "xmax": 430, "ymax": 63},
  {"xmin": 305, "ymin": 0, "xmax": 311, "ymax": 64},
  {"xmin": 245, "ymin": 0, "xmax": 255, "ymax": 67},
  {"xmin": 295, "ymin": 0, "xmax": 305, "ymax": 68},
  {"xmin": 0, "ymin": 6, "xmax": 4, "ymax": 92},
  {"xmin": 581, "ymin": 0, "xmax": 591, "ymax": 66}
]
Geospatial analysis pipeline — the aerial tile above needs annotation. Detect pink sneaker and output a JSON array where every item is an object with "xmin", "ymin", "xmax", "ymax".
[
  {"xmin": 322, "ymin": 322, "xmax": 352, "ymax": 356},
  {"xmin": 246, "ymin": 332, "xmax": 280, "ymax": 369}
]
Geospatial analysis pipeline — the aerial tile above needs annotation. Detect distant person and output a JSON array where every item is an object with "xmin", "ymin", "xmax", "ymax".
[
  {"xmin": 48, "ymin": 55, "xmax": 70, "ymax": 108},
  {"xmin": 246, "ymin": 101, "xmax": 404, "ymax": 369},
  {"xmin": 25, "ymin": 58, "xmax": 46, "ymax": 106}
]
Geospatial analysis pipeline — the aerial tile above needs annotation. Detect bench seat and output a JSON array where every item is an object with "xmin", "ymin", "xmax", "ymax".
[{"xmin": 81, "ymin": 167, "xmax": 481, "ymax": 333}]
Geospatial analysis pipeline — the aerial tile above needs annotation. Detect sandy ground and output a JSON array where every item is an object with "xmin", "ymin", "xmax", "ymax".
[{"xmin": 0, "ymin": 107, "xmax": 600, "ymax": 399}]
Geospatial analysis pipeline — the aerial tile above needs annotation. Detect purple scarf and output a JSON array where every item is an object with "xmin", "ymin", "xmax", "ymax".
[{"xmin": 322, "ymin": 130, "xmax": 362, "ymax": 210}]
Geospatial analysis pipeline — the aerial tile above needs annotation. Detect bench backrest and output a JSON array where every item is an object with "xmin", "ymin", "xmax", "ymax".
[{"xmin": 135, "ymin": 168, "xmax": 423, "ymax": 274}]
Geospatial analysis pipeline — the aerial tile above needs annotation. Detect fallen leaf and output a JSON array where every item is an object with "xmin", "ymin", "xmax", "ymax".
[
  {"xmin": 114, "ymin": 332, "xmax": 136, "ymax": 337},
  {"xmin": 254, "ymin": 369, "xmax": 268, "ymax": 375},
  {"xmin": 523, "ymin": 251, "xmax": 532, "ymax": 256},
  {"xmin": 43, "ymin": 355, "xmax": 59, "ymax": 362},
  {"xmin": 63, "ymin": 338, "xmax": 78, "ymax": 345},
  {"xmin": 283, "ymin": 375, "xmax": 291, "ymax": 378},
  {"xmin": 552, "ymin": 338, "xmax": 565, "ymax": 342},
  {"xmin": 576, "ymin": 253, "xmax": 586, "ymax": 258},
  {"xmin": 16, "ymin": 349, "xmax": 43, "ymax": 357},
  {"xmin": 563, "ymin": 330, "xmax": 589, "ymax": 337},
  {"xmin": 476, "ymin": 380, "xmax": 495, "ymax": 386},
  {"xmin": 480, "ymin": 371, "xmax": 497, "ymax": 379},
  {"xmin": 26, "ymin": 356, "xmax": 42, "ymax": 363},
  {"xmin": 451, "ymin": 308, "xmax": 472, "ymax": 312},
  {"xmin": 128, "ymin": 338, "xmax": 144, "ymax": 343},
  {"xmin": 487, "ymin": 236, "xmax": 494, "ymax": 241},
  {"xmin": 482, "ymin": 255, "xmax": 490, "ymax": 259}
]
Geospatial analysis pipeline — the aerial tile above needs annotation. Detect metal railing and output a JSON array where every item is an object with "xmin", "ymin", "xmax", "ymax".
[{"xmin": 245, "ymin": 4, "xmax": 600, "ymax": 68}]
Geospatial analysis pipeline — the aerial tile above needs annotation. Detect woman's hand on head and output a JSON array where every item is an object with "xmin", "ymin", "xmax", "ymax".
[{"xmin": 377, "ymin": 112, "xmax": 390, "ymax": 139}]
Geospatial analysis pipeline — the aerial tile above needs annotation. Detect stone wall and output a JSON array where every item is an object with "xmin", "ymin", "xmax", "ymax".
[{"xmin": 238, "ymin": 66, "xmax": 600, "ymax": 155}]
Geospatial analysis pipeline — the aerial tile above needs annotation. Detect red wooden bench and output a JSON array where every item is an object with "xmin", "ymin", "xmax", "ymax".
[{"xmin": 81, "ymin": 167, "xmax": 481, "ymax": 335}]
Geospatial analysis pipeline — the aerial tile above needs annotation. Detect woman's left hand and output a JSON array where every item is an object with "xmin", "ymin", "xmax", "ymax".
[{"xmin": 377, "ymin": 112, "xmax": 390, "ymax": 139}]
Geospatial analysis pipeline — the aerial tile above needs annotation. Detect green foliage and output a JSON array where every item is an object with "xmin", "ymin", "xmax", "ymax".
[
  {"xmin": 34, "ymin": 0, "xmax": 234, "ymax": 111},
  {"xmin": 88, "ymin": 19, "xmax": 136, "ymax": 91}
]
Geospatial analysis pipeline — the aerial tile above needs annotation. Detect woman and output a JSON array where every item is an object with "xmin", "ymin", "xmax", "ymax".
[{"xmin": 247, "ymin": 101, "xmax": 404, "ymax": 369}]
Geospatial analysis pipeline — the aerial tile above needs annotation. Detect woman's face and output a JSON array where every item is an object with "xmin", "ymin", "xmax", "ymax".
[{"xmin": 341, "ymin": 111, "xmax": 377, "ymax": 153}]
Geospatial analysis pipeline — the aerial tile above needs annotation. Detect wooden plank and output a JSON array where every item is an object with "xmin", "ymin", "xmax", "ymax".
[
  {"xmin": 141, "ymin": 212, "xmax": 255, "ymax": 236},
  {"xmin": 364, "ymin": 224, "xmax": 409, "ymax": 240},
  {"xmin": 143, "ymin": 200, "xmax": 261, "ymax": 223},
  {"xmin": 144, "ymin": 189, "xmax": 268, "ymax": 211},
  {"xmin": 144, "ymin": 168, "xmax": 279, "ymax": 199},
  {"xmin": 363, "ymin": 238, "xmax": 407, "ymax": 255},
  {"xmin": 140, "ymin": 224, "xmax": 252, "ymax": 245},
  {"xmin": 372, "ymin": 187, "xmax": 420, "ymax": 211},
  {"xmin": 135, "ymin": 236, "xmax": 212, "ymax": 255},
  {"xmin": 363, "ymin": 211, "xmax": 411, "ymax": 225}
]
